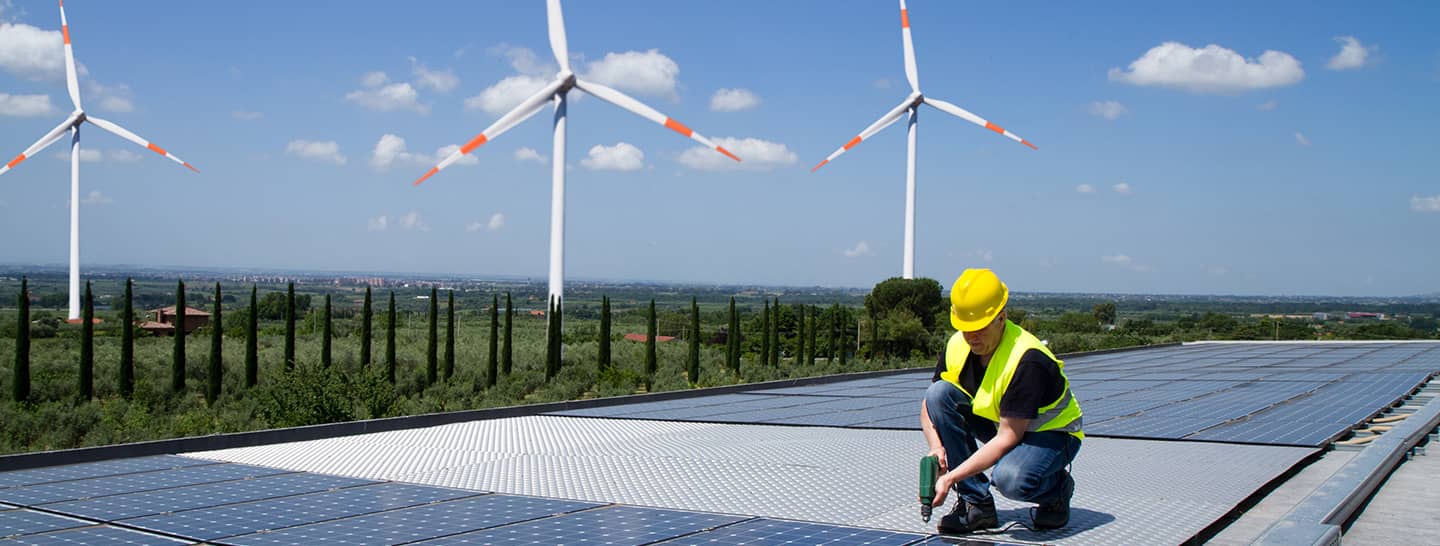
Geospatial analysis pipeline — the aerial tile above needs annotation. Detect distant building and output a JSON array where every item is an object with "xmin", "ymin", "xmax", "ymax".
[
  {"xmin": 1346, "ymin": 312, "xmax": 1385, "ymax": 320},
  {"xmin": 623, "ymin": 333, "xmax": 676, "ymax": 343},
  {"xmin": 1313, "ymin": 312, "xmax": 1329, "ymax": 321},
  {"xmin": 139, "ymin": 306, "xmax": 211, "ymax": 336}
]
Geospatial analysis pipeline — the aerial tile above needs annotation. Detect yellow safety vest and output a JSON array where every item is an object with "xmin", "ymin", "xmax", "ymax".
[{"xmin": 941, "ymin": 320, "xmax": 1084, "ymax": 439}]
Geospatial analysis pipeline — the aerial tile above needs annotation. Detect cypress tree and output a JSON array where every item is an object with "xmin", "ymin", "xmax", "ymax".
[
  {"xmin": 245, "ymin": 285, "xmax": 258, "ymax": 388},
  {"xmin": 808, "ymin": 307, "xmax": 818, "ymax": 366},
  {"xmin": 598, "ymin": 295, "xmax": 611, "ymax": 374},
  {"xmin": 761, "ymin": 300, "xmax": 770, "ymax": 368},
  {"xmin": 172, "ymin": 279, "xmax": 186, "ymax": 393},
  {"xmin": 360, "ymin": 286, "xmax": 372, "ymax": 369},
  {"xmin": 644, "ymin": 299, "xmax": 657, "ymax": 390},
  {"xmin": 725, "ymin": 297, "xmax": 735, "ymax": 372},
  {"xmin": 770, "ymin": 297, "xmax": 780, "ymax": 367},
  {"xmin": 79, "ymin": 281, "xmax": 93, "ymax": 401},
  {"xmin": 795, "ymin": 303, "xmax": 805, "ymax": 366},
  {"xmin": 426, "ymin": 287, "xmax": 438, "ymax": 386},
  {"xmin": 283, "ymin": 282, "xmax": 295, "ymax": 369},
  {"xmin": 688, "ymin": 296, "xmax": 700, "ymax": 383},
  {"xmin": 386, "ymin": 291, "xmax": 397, "ymax": 384},
  {"xmin": 487, "ymin": 295, "xmax": 499, "ymax": 387},
  {"xmin": 870, "ymin": 311, "xmax": 880, "ymax": 362},
  {"xmin": 120, "ymin": 278, "xmax": 134, "ymax": 398},
  {"xmin": 502, "ymin": 293, "xmax": 513, "ymax": 375},
  {"xmin": 13, "ymin": 277, "xmax": 29, "ymax": 402},
  {"xmin": 828, "ymin": 303, "xmax": 837, "ymax": 364},
  {"xmin": 321, "ymin": 294, "xmax": 333, "ymax": 368},
  {"xmin": 444, "ymin": 290, "xmax": 455, "ymax": 381},
  {"xmin": 839, "ymin": 305, "xmax": 850, "ymax": 367},
  {"xmin": 207, "ymin": 283, "xmax": 223, "ymax": 403}
]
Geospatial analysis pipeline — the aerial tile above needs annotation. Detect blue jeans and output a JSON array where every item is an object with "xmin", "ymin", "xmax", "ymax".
[{"xmin": 925, "ymin": 381, "xmax": 1081, "ymax": 504}]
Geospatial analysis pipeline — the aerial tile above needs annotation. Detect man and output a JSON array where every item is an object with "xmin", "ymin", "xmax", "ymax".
[{"xmin": 921, "ymin": 268, "xmax": 1083, "ymax": 533}]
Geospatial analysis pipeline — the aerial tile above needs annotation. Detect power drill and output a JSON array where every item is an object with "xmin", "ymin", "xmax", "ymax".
[{"xmin": 919, "ymin": 455, "xmax": 940, "ymax": 522}]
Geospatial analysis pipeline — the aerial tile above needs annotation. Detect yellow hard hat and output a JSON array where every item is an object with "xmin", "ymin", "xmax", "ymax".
[{"xmin": 950, "ymin": 268, "xmax": 1008, "ymax": 331}]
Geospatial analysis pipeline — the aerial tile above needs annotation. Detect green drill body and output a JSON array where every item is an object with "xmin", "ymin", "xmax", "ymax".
[{"xmin": 919, "ymin": 455, "xmax": 940, "ymax": 522}]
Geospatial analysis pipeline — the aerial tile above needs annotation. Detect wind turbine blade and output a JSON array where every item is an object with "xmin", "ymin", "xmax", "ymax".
[
  {"xmin": 547, "ymin": 0, "xmax": 571, "ymax": 72},
  {"xmin": 0, "ymin": 113, "xmax": 79, "ymax": 177},
  {"xmin": 86, "ymin": 116, "xmax": 200, "ymax": 172},
  {"xmin": 811, "ymin": 97, "xmax": 913, "ymax": 171},
  {"xmin": 924, "ymin": 97, "xmax": 1037, "ymax": 150},
  {"xmin": 899, "ymin": 0, "xmax": 919, "ymax": 92},
  {"xmin": 414, "ymin": 78, "xmax": 565, "ymax": 186},
  {"xmin": 574, "ymin": 79, "xmax": 741, "ymax": 162},
  {"xmin": 59, "ymin": 0, "xmax": 82, "ymax": 110}
]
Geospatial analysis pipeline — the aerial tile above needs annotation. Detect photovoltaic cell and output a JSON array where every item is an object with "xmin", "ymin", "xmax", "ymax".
[
  {"xmin": 43, "ymin": 471, "xmax": 378, "ymax": 521},
  {"xmin": 2, "ymin": 525, "xmax": 189, "ymax": 545},
  {"xmin": 412, "ymin": 505, "xmax": 749, "ymax": 546},
  {"xmin": 654, "ymin": 518, "xmax": 925, "ymax": 545},
  {"xmin": 224, "ymin": 494, "xmax": 601, "ymax": 546},
  {"xmin": 0, "ymin": 509, "xmax": 90, "ymax": 537},
  {"xmin": 0, "ymin": 463, "xmax": 292, "ymax": 506},
  {"xmin": 122, "ymin": 481, "xmax": 481, "ymax": 540},
  {"xmin": 0, "ymin": 456, "xmax": 216, "ymax": 489}
]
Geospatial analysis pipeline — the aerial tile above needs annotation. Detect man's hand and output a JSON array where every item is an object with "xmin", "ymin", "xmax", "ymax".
[
  {"xmin": 927, "ymin": 445, "xmax": 949, "ymax": 474},
  {"xmin": 931, "ymin": 473, "xmax": 952, "ymax": 507}
]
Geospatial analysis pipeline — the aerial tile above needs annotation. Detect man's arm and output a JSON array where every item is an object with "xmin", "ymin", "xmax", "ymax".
[
  {"xmin": 920, "ymin": 399, "xmax": 948, "ymax": 472},
  {"xmin": 931, "ymin": 416, "xmax": 1029, "ymax": 506}
]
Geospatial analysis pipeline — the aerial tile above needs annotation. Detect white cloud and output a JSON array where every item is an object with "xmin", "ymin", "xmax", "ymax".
[
  {"xmin": 232, "ymin": 110, "xmax": 262, "ymax": 121},
  {"xmin": 465, "ymin": 74, "xmax": 550, "ymax": 115},
  {"xmin": 489, "ymin": 44, "xmax": 555, "ymax": 77},
  {"xmin": 0, "ymin": 21, "xmax": 85, "ymax": 82},
  {"xmin": 1327, "ymin": 36, "xmax": 1376, "ymax": 71},
  {"xmin": 84, "ymin": 81, "xmax": 133, "ymax": 113},
  {"xmin": 1257, "ymin": 100, "xmax": 1278, "ymax": 112},
  {"xmin": 584, "ymin": 49, "xmax": 680, "ymax": 99},
  {"xmin": 1294, "ymin": 132, "xmax": 1311, "ymax": 147},
  {"xmin": 1108, "ymin": 42, "xmax": 1304, "ymax": 94},
  {"xmin": 370, "ymin": 134, "xmax": 476, "ymax": 170},
  {"xmin": 1112, "ymin": 182, "xmax": 1132, "ymax": 194},
  {"xmin": 468, "ymin": 213, "xmax": 506, "ymax": 233},
  {"xmin": 514, "ymin": 147, "xmax": 546, "ymax": 163},
  {"xmin": 843, "ymin": 241, "xmax": 872, "ymax": 258},
  {"xmin": 63, "ymin": 149, "xmax": 102, "ymax": 162},
  {"xmin": 1075, "ymin": 184, "xmax": 1095, "ymax": 193},
  {"xmin": 286, "ymin": 140, "xmax": 347, "ymax": 165},
  {"xmin": 1411, "ymin": 195, "xmax": 1440, "ymax": 213},
  {"xmin": 368, "ymin": 215, "xmax": 388, "ymax": 231},
  {"xmin": 710, "ymin": 88, "xmax": 760, "ymax": 112},
  {"xmin": 1089, "ymin": 100, "xmax": 1127, "ymax": 120},
  {"xmin": 677, "ymin": 137, "xmax": 796, "ymax": 171},
  {"xmin": 82, "ymin": 190, "xmax": 110, "ymax": 205},
  {"xmin": 873, "ymin": 79, "xmax": 891, "ymax": 89},
  {"xmin": 1102, "ymin": 254, "xmax": 1153, "ymax": 272},
  {"xmin": 108, "ymin": 149, "xmax": 141, "ymax": 162},
  {"xmin": 409, "ymin": 57, "xmax": 459, "ymax": 92},
  {"xmin": 0, "ymin": 92, "xmax": 51, "ymax": 116},
  {"xmin": 98, "ymin": 96, "xmax": 133, "ymax": 113},
  {"xmin": 399, "ymin": 211, "xmax": 429, "ymax": 231},
  {"xmin": 360, "ymin": 71, "xmax": 389, "ymax": 87},
  {"xmin": 345, "ymin": 71, "xmax": 428, "ymax": 114},
  {"xmin": 580, "ymin": 142, "xmax": 645, "ymax": 171}
]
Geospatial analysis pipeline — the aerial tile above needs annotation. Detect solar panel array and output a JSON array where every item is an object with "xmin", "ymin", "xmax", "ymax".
[
  {"xmin": 549, "ymin": 342, "xmax": 1440, "ymax": 447},
  {"xmin": 0, "ymin": 455, "xmax": 931, "ymax": 545}
]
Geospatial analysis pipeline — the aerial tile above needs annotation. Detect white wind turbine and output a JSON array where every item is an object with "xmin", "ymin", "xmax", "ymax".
[
  {"xmin": 1, "ymin": 1, "xmax": 199, "ymax": 322},
  {"xmin": 413, "ymin": 0, "xmax": 740, "ymax": 308},
  {"xmin": 812, "ymin": 0, "xmax": 1035, "ymax": 279}
]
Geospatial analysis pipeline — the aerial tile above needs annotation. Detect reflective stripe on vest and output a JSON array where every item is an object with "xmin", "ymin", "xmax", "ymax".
[{"xmin": 942, "ymin": 321, "xmax": 1084, "ymax": 439}]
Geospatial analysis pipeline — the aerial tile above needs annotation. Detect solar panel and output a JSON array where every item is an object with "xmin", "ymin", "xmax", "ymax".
[
  {"xmin": 411, "ymin": 505, "xmax": 749, "ymax": 545},
  {"xmin": 0, "ymin": 456, "xmax": 216, "ymax": 489},
  {"xmin": 224, "ymin": 494, "xmax": 601, "ymax": 546},
  {"xmin": 0, "ymin": 509, "xmax": 90, "ymax": 538},
  {"xmin": 43, "ymin": 471, "xmax": 378, "ymax": 521},
  {"xmin": 655, "ymin": 518, "xmax": 925, "ymax": 545},
  {"xmin": 2, "ymin": 525, "xmax": 190, "ymax": 545},
  {"xmin": 0, "ymin": 463, "xmax": 292, "ymax": 506},
  {"xmin": 121, "ymin": 481, "xmax": 481, "ymax": 540}
]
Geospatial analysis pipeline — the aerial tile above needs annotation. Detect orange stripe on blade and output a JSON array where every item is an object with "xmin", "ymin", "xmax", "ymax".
[
  {"xmin": 6, "ymin": 153, "xmax": 26, "ymax": 169},
  {"xmin": 984, "ymin": 121, "xmax": 1005, "ymax": 135},
  {"xmin": 1022, "ymin": 140, "xmax": 1038, "ymax": 150},
  {"xmin": 664, "ymin": 118, "xmax": 693, "ymax": 137},
  {"xmin": 842, "ymin": 136, "xmax": 862, "ymax": 150},
  {"xmin": 183, "ymin": 162, "xmax": 200, "ymax": 173},
  {"xmin": 459, "ymin": 134, "xmax": 488, "ymax": 154},
  {"xmin": 811, "ymin": 159, "xmax": 829, "ymax": 172},
  {"xmin": 413, "ymin": 167, "xmax": 439, "ymax": 186},
  {"xmin": 63, "ymin": 26, "xmax": 70, "ymax": 45},
  {"xmin": 901, "ymin": 9, "xmax": 910, "ymax": 28},
  {"xmin": 716, "ymin": 146, "xmax": 740, "ymax": 162},
  {"xmin": 147, "ymin": 143, "xmax": 168, "ymax": 156}
]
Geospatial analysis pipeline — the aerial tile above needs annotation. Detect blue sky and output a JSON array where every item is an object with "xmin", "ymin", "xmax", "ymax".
[{"xmin": 1, "ymin": 1, "xmax": 1437, "ymax": 296}]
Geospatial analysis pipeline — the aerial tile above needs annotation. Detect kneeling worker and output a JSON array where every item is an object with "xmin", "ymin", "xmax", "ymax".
[{"xmin": 922, "ymin": 268, "xmax": 1083, "ymax": 533}]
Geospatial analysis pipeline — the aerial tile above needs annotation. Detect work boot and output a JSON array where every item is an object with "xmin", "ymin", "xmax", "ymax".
[
  {"xmin": 1032, "ymin": 471, "xmax": 1074, "ymax": 530},
  {"xmin": 937, "ymin": 496, "xmax": 998, "ymax": 534}
]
